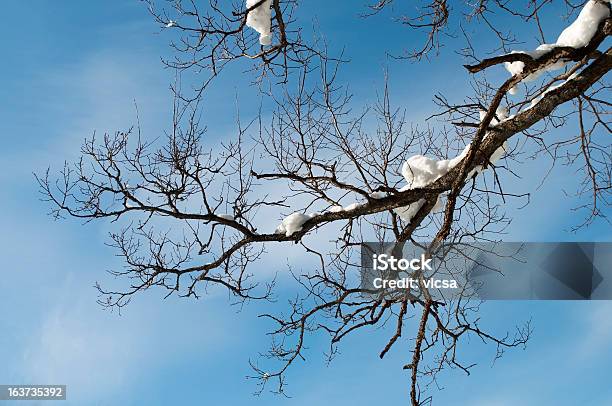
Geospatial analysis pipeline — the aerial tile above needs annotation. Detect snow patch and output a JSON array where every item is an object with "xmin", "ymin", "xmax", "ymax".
[
  {"xmin": 326, "ymin": 205, "xmax": 345, "ymax": 213},
  {"xmin": 504, "ymin": 1, "xmax": 609, "ymax": 93},
  {"xmin": 557, "ymin": 0, "xmax": 610, "ymax": 48},
  {"xmin": 522, "ymin": 73, "xmax": 578, "ymax": 111},
  {"xmin": 275, "ymin": 212, "xmax": 319, "ymax": 236},
  {"xmin": 343, "ymin": 202, "xmax": 362, "ymax": 211},
  {"xmin": 432, "ymin": 195, "xmax": 445, "ymax": 212},
  {"xmin": 369, "ymin": 191, "xmax": 387, "ymax": 199},
  {"xmin": 246, "ymin": 0, "xmax": 273, "ymax": 45},
  {"xmin": 394, "ymin": 197, "xmax": 426, "ymax": 222},
  {"xmin": 394, "ymin": 107, "xmax": 509, "ymax": 222}
]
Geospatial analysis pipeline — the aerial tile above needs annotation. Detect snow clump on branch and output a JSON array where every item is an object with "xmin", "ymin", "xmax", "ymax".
[
  {"xmin": 395, "ymin": 107, "xmax": 509, "ymax": 222},
  {"xmin": 504, "ymin": 0, "xmax": 610, "ymax": 94},
  {"xmin": 275, "ymin": 212, "xmax": 319, "ymax": 236},
  {"xmin": 246, "ymin": 0, "xmax": 273, "ymax": 45}
]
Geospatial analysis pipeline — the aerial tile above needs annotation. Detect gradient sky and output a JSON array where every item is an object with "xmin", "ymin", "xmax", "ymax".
[{"xmin": 1, "ymin": 1, "xmax": 611, "ymax": 405}]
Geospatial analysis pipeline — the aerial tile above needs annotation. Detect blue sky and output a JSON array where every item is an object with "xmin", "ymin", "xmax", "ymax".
[{"xmin": 0, "ymin": 1, "xmax": 611, "ymax": 405}]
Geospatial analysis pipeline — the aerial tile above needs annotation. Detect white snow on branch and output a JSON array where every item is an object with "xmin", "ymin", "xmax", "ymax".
[
  {"xmin": 557, "ymin": 0, "xmax": 610, "ymax": 47},
  {"xmin": 369, "ymin": 191, "xmax": 387, "ymax": 199},
  {"xmin": 218, "ymin": 214, "xmax": 234, "ymax": 221},
  {"xmin": 273, "ymin": 198, "xmax": 383, "ymax": 235},
  {"xmin": 504, "ymin": 0, "xmax": 610, "ymax": 94},
  {"xmin": 246, "ymin": 0, "xmax": 273, "ymax": 45},
  {"xmin": 478, "ymin": 106, "xmax": 510, "ymax": 126},
  {"xmin": 394, "ymin": 107, "xmax": 509, "ymax": 222},
  {"xmin": 504, "ymin": 44, "xmax": 565, "ymax": 90},
  {"xmin": 326, "ymin": 205, "xmax": 345, "ymax": 213},
  {"xmin": 275, "ymin": 212, "xmax": 320, "ymax": 236},
  {"xmin": 480, "ymin": 107, "xmax": 509, "ymax": 167},
  {"xmin": 394, "ymin": 195, "xmax": 426, "ymax": 222},
  {"xmin": 401, "ymin": 152, "xmax": 464, "ymax": 190},
  {"xmin": 343, "ymin": 202, "xmax": 362, "ymax": 211},
  {"xmin": 519, "ymin": 70, "xmax": 581, "ymax": 113}
]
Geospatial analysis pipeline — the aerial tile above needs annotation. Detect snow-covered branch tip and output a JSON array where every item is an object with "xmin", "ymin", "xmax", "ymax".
[{"xmin": 465, "ymin": 0, "xmax": 611, "ymax": 84}]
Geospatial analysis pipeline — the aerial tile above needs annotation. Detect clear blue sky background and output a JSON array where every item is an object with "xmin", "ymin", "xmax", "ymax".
[{"xmin": 0, "ymin": 1, "xmax": 611, "ymax": 405}]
